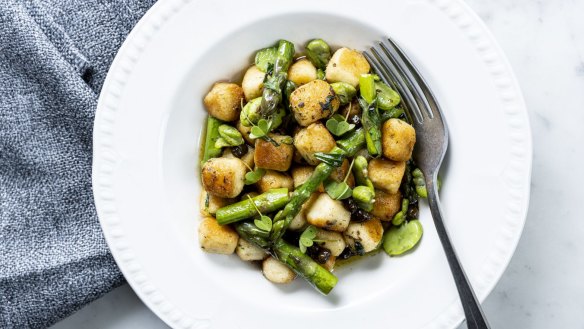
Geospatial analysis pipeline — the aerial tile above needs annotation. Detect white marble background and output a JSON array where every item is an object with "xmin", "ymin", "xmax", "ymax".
[{"xmin": 52, "ymin": 0, "xmax": 584, "ymax": 328}]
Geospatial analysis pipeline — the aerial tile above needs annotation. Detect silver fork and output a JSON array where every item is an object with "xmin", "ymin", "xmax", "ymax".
[{"xmin": 364, "ymin": 38, "xmax": 491, "ymax": 329}]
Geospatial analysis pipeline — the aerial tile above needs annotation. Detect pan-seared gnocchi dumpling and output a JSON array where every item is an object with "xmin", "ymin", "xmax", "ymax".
[
  {"xmin": 368, "ymin": 158, "xmax": 406, "ymax": 194},
  {"xmin": 222, "ymin": 145, "xmax": 255, "ymax": 169},
  {"xmin": 339, "ymin": 98, "xmax": 361, "ymax": 118},
  {"xmin": 292, "ymin": 165, "xmax": 314, "ymax": 188},
  {"xmin": 203, "ymin": 82, "xmax": 245, "ymax": 122},
  {"xmin": 371, "ymin": 190, "xmax": 402, "ymax": 221},
  {"xmin": 262, "ymin": 257, "xmax": 296, "ymax": 284},
  {"xmin": 291, "ymin": 166, "xmax": 325, "ymax": 193},
  {"xmin": 327, "ymin": 158, "xmax": 355, "ymax": 187},
  {"xmin": 254, "ymin": 134, "xmax": 294, "ymax": 171},
  {"xmin": 344, "ymin": 218, "xmax": 384, "ymax": 253},
  {"xmin": 322, "ymin": 256, "xmax": 336, "ymax": 272},
  {"xmin": 256, "ymin": 170, "xmax": 294, "ymax": 194},
  {"xmin": 328, "ymin": 159, "xmax": 350, "ymax": 182},
  {"xmin": 290, "ymin": 80, "xmax": 340, "ymax": 126},
  {"xmin": 201, "ymin": 157, "xmax": 247, "ymax": 198},
  {"xmin": 382, "ymin": 118, "xmax": 416, "ymax": 162},
  {"xmin": 315, "ymin": 229, "xmax": 346, "ymax": 257},
  {"xmin": 198, "ymin": 217, "xmax": 239, "ymax": 254},
  {"xmin": 306, "ymin": 193, "xmax": 351, "ymax": 232},
  {"xmin": 288, "ymin": 59, "xmax": 317, "ymax": 85},
  {"xmin": 241, "ymin": 65, "xmax": 266, "ymax": 101},
  {"xmin": 289, "ymin": 193, "xmax": 318, "ymax": 231},
  {"xmin": 236, "ymin": 120, "xmax": 254, "ymax": 145},
  {"xmin": 325, "ymin": 48, "xmax": 370, "ymax": 87},
  {"xmin": 294, "ymin": 123, "xmax": 336, "ymax": 165},
  {"xmin": 236, "ymin": 238, "xmax": 267, "ymax": 261},
  {"xmin": 200, "ymin": 190, "xmax": 234, "ymax": 216}
]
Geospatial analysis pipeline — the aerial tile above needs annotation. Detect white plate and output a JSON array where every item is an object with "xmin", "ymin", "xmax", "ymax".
[{"xmin": 93, "ymin": 0, "xmax": 532, "ymax": 328}]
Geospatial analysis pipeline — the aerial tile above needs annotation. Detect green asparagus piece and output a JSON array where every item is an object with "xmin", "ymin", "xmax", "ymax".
[
  {"xmin": 273, "ymin": 40, "xmax": 295, "ymax": 73},
  {"xmin": 201, "ymin": 116, "xmax": 223, "ymax": 163},
  {"xmin": 260, "ymin": 40, "xmax": 295, "ymax": 117},
  {"xmin": 336, "ymin": 128, "xmax": 366, "ymax": 155},
  {"xmin": 235, "ymin": 221, "xmax": 271, "ymax": 249},
  {"xmin": 215, "ymin": 188, "xmax": 290, "ymax": 225},
  {"xmin": 359, "ymin": 74, "xmax": 383, "ymax": 156},
  {"xmin": 358, "ymin": 97, "xmax": 382, "ymax": 157},
  {"xmin": 283, "ymin": 80, "xmax": 297, "ymax": 110},
  {"xmin": 305, "ymin": 39, "xmax": 331, "ymax": 70},
  {"xmin": 360, "ymin": 73, "xmax": 376, "ymax": 104},
  {"xmin": 270, "ymin": 129, "xmax": 366, "ymax": 241},
  {"xmin": 236, "ymin": 223, "xmax": 338, "ymax": 294},
  {"xmin": 273, "ymin": 239, "xmax": 338, "ymax": 294}
]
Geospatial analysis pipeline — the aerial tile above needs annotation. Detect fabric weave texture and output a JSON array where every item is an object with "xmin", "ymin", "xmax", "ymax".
[{"xmin": 0, "ymin": 1, "xmax": 157, "ymax": 327}]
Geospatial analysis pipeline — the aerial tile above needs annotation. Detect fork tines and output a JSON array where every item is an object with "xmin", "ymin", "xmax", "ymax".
[{"xmin": 364, "ymin": 38, "xmax": 439, "ymax": 124}]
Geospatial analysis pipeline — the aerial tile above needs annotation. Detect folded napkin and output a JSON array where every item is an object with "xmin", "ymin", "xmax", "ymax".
[{"xmin": 0, "ymin": 1, "xmax": 156, "ymax": 327}]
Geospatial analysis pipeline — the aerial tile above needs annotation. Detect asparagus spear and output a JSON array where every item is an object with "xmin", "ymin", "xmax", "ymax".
[
  {"xmin": 359, "ymin": 74, "xmax": 382, "ymax": 156},
  {"xmin": 273, "ymin": 239, "xmax": 337, "ymax": 294},
  {"xmin": 269, "ymin": 129, "xmax": 366, "ymax": 241},
  {"xmin": 236, "ymin": 222, "xmax": 338, "ymax": 295},
  {"xmin": 260, "ymin": 40, "xmax": 295, "ymax": 117},
  {"xmin": 215, "ymin": 188, "xmax": 290, "ymax": 225},
  {"xmin": 201, "ymin": 116, "xmax": 223, "ymax": 163}
]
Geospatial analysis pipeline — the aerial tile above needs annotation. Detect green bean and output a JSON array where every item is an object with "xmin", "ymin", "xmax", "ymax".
[
  {"xmin": 412, "ymin": 168, "xmax": 427, "ymax": 198},
  {"xmin": 305, "ymin": 39, "xmax": 331, "ymax": 70},
  {"xmin": 383, "ymin": 219, "xmax": 423, "ymax": 256},
  {"xmin": 331, "ymin": 82, "xmax": 357, "ymax": 105},
  {"xmin": 255, "ymin": 46, "xmax": 277, "ymax": 73},
  {"xmin": 240, "ymin": 97, "xmax": 262, "ymax": 127},
  {"xmin": 241, "ymin": 98, "xmax": 285, "ymax": 130},
  {"xmin": 380, "ymin": 107, "xmax": 405, "ymax": 122},
  {"xmin": 352, "ymin": 156, "xmax": 374, "ymax": 190},
  {"xmin": 375, "ymin": 81, "xmax": 401, "ymax": 110},
  {"xmin": 392, "ymin": 199, "xmax": 409, "ymax": 226},
  {"xmin": 352, "ymin": 186, "xmax": 375, "ymax": 211},
  {"xmin": 214, "ymin": 124, "xmax": 244, "ymax": 148}
]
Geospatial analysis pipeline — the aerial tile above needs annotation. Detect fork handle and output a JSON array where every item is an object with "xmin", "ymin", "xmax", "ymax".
[{"xmin": 426, "ymin": 174, "xmax": 491, "ymax": 329}]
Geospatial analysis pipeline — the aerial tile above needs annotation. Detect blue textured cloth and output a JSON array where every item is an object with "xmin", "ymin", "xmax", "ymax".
[{"xmin": 0, "ymin": 1, "xmax": 156, "ymax": 327}]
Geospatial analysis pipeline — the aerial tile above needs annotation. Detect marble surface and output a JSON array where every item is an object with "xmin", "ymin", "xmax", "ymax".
[{"xmin": 52, "ymin": 0, "xmax": 584, "ymax": 328}]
